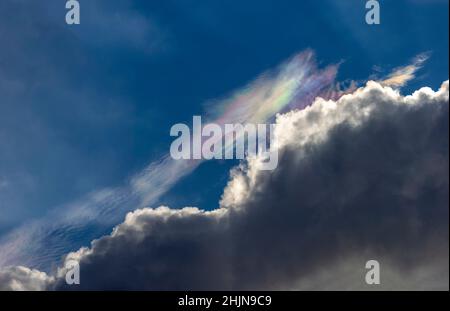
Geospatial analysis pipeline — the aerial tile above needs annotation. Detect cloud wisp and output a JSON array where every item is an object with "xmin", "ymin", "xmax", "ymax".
[{"xmin": 378, "ymin": 52, "xmax": 430, "ymax": 87}]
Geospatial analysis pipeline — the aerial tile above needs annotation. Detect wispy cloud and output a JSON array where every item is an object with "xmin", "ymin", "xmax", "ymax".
[{"xmin": 378, "ymin": 52, "xmax": 430, "ymax": 87}]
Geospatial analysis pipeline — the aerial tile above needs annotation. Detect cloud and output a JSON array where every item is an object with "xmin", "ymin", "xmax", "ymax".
[
  {"xmin": 0, "ymin": 50, "xmax": 342, "ymax": 271},
  {"xmin": 0, "ymin": 266, "xmax": 52, "ymax": 291},
  {"xmin": 3, "ymin": 79, "xmax": 445, "ymax": 290},
  {"xmin": 378, "ymin": 53, "xmax": 430, "ymax": 87}
]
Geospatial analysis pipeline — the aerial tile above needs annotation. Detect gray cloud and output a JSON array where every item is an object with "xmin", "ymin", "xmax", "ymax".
[
  {"xmin": 0, "ymin": 266, "xmax": 52, "ymax": 291},
  {"xmin": 2, "ymin": 80, "xmax": 448, "ymax": 290}
]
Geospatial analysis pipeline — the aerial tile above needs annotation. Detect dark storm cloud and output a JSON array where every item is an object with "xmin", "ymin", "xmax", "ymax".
[
  {"xmin": 48, "ymin": 81, "xmax": 449, "ymax": 290},
  {"xmin": 1, "ymin": 81, "xmax": 448, "ymax": 290}
]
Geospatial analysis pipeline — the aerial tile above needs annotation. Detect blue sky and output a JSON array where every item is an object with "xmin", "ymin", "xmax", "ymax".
[{"xmin": 0, "ymin": 0, "xmax": 448, "ymax": 270}]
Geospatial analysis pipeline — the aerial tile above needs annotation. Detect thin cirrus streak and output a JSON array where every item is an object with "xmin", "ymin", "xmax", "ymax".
[
  {"xmin": 208, "ymin": 50, "xmax": 340, "ymax": 125},
  {"xmin": 0, "ymin": 50, "xmax": 345, "ymax": 271}
]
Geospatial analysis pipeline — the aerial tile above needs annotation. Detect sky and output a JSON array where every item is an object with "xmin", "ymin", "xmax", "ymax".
[{"xmin": 0, "ymin": 0, "xmax": 448, "ymax": 290}]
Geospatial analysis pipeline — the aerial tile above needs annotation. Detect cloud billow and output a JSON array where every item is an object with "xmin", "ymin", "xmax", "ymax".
[{"xmin": 2, "ymin": 80, "xmax": 448, "ymax": 290}]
